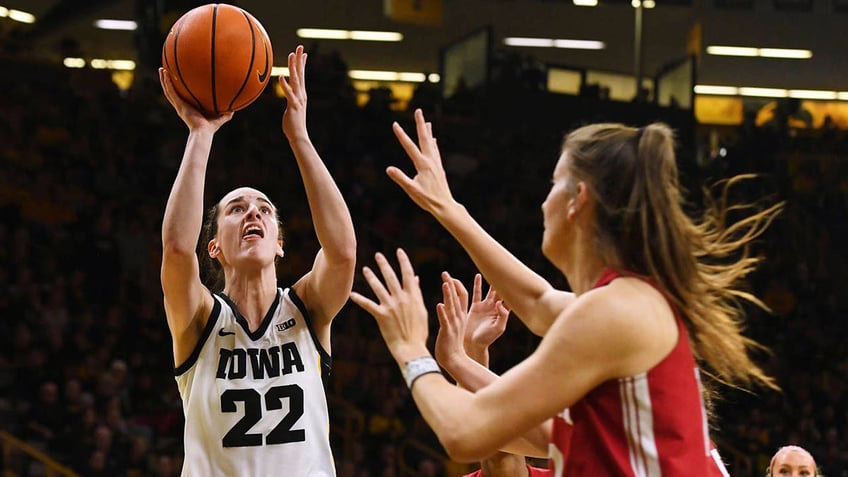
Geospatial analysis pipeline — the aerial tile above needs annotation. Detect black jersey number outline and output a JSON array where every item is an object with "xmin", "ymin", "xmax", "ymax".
[{"xmin": 220, "ymin": 384, "xmax": 305, "ymax": 447}]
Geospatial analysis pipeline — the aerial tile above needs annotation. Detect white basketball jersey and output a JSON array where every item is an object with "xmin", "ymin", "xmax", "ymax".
[{"xmin": 175, "ymin": 288, "xmax": 336, "ymax": 476}]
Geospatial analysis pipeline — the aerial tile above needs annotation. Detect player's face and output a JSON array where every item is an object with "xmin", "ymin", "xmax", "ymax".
[
  {"xmin": 541, "ymin": 152, "xmax": 574, "ymax": 262},
  {"xmin": 771, "ymin": 450, "xmax": 816, "ymax": 477},
  {"xmin": 212, "ymin": 187, "xmax": 282, "ymax": 269}
]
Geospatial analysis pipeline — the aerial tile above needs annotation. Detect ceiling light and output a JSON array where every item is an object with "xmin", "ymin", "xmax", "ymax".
[
  {"xmin": 348, "ymin": 70, "xmax": 431, "ymax": 82},
  {"xmin": 349, "ymin": 70, "xmax": 401, "ymax": 81},
  {"xmin": 706, "ymin": 45, "xmax": 812, "ymax": 59},
  {"xmin": 694, "ymin": 85, "xmax": 739, "ymax": 95},
  {"xmin": 397, "ymin": 72, "xmax": 426, "ymax": 82},
  {"xmin": 553, "ymin": 39, "xmax": 605, "ymax": 50},
  {"xmin": 573, "ymin": 0, "xmax": 599, "ymax": 6},
  {"xmin": 706, "ymin": 46, "xmax": 759, "ymax": 57},
  {"xmin": 0, "ymin": 7, "xmax": 8, "ymax": 17},
  {"xmin": 696, "ymin": 85, "xmax": 848, "ymax": 100},
  {"xmin": 504, "ymin": 37, "xmax": 554, "ymax": 48},
  {"xmin": 63, "ymin": 57, "xmax": 86, "ymax": 68},
  {"xmin": 297, "ymin": 28, "xmax": 348, "ymax": 39},
  {"xmin": 788, "ymin": 89, "xmax": 837, "ymax": 100},
  {"xmin": 275, "ymin": 67, "xmax": 437, "ymax": 83},
  {"xmin": 8, "ymin": 8, "xmax": 35, "ymax": 23},
  {"xmin": 296, "ymin": 28, "xmax": 402, "ymax": 42},
  {"xmin": 759, "ymin": 48, "xmax": 812, "ymax": 59},
  {"xmin": 738, "ymin": 87, "xmax": 788, "ymax": 98},
  {"xmin": 349, "ymin": 30, "xmax": 403, "ymax": 42},
  {"xmin": 90, "ymin": 59, "xmax": 135, "ymax": 71},
  {"xmin": 505, "ymin": 37, "xmax": 604, "ymax": 50},
  {"xmin": 94, "ymin": 19, "xmax": 138, "ymax": 31}
]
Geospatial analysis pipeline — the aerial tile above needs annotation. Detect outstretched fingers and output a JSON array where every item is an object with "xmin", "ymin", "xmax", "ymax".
[
  {"xmin": 472, "ymin": 273, "xmax": 484, "ymax": 305},
  {"xmin": 349, "ymin": 262, "xmax": 393, "ymax": 321},
  {"xmin": 395, "ymin": 248, "xmax": 421, "ymax": 299},
  {"xmin": 392, "ymin": 121, "xmax": 428, "ymax": 172},
  {"xmin": 351, "ymin": 249, "xmax": 420, "ymax": 314},
  {"xmin": 374, "ymin": 252, "xmax": 403, "ymax": 298},
  {"xmin": 441, "ymin": 273, "xmax": 467, "ymax": 324},
  {"xmin": 441, "ymin": 271, "xmax": 469, "ymax": 313},
  {"xmin": 414, "ymin": 109, "xmax": 438, "ymax": 159}
]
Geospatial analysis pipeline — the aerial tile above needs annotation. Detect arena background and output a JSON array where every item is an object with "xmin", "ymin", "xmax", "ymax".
[{"xmin": 0, "ymin": 0, "xmax": 846, "ymax": 475}]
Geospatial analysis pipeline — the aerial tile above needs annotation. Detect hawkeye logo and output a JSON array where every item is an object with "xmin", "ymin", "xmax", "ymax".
[{"xmin": 275, "ymin": 318, "xmax": 296, "ymax": 332}]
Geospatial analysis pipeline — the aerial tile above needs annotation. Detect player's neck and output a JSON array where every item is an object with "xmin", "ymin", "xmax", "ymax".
[{"xmin": 223, "ymin": 271, "xmax": 278, "ymax": 329}]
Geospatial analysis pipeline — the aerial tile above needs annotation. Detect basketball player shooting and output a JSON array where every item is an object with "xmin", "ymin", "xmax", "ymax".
[{"xmin": 159, "ymin": 45, "xmax": 355, "ymax": 477}]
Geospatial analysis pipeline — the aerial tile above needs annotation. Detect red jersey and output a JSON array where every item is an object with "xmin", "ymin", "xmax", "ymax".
[{"xmin": 550, "ymin": 268, "xmax": 713, "ymax": 476}]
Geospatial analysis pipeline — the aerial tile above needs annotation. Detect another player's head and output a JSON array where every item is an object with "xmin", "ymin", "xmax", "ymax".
[
  {"xmin": 201, "ymin": 187, "xmax": 285, "ymax": 290},
  {"xmin": 545, "ymin": 121, "xmax": 782, "ymax": 397},
  {"xmin": 767, "ymin": 445, "xmax": 818, "ymax": 477},
  {"xmin": 543, "ymin": 122, "xmax": 680, "ymax": 274}
]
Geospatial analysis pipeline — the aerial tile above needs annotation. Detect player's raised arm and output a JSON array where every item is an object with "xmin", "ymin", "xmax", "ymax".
[
  {"xmin": 388, "ymin": 110, "xmax": 573, "ymax": 335},
  {"xmin": 280, "ymin": 45, "xmax": 357, "ymax": 344},
  {"xmin": 159, "ymin": 67, "xmax": 231, "ymax": 365}
]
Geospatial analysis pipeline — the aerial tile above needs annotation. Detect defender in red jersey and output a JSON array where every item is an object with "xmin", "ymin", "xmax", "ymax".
[{"xmin": 352, "ymin": 111, "xmax": 782, "ymax": 476}]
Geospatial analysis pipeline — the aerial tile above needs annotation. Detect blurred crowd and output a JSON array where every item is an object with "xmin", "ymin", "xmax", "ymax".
[{"xmin": 0, "ymin": 49, "xmax": 846, "ymax": 477}]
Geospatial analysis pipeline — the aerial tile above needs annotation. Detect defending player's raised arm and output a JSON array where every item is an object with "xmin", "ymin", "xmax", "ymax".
[
  {"xmin": 435, "ymin": 272, "xmax": 553, "ymax": 459},
  {"xmin": 350, "ymin": 249, "xmax": 643, "ymax": 462},
  {"xmin": 434, "ymin": 272, "xmax": 502, "ymax": 387},
  {"xmin": 389, "ymin": 109, "xmax": 573, "ymax": 335},
  {"xmin": 159, "ymin": 67, "xmax": 231, "ymax": 365},
  {"xmin": 280, "ymin": 45, "xmax": 356, "ymax": 331}
]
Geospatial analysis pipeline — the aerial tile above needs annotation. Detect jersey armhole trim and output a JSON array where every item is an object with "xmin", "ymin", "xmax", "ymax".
[
  {"xmin": 287, "ymin": 287, "xmax": 333, "ymax": 375},
  {"xmin": 174, "ymin": 293, "xmax": 221, "ymax": 376}
]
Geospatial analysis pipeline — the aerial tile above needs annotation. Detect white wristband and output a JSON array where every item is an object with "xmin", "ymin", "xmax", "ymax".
[{"xmin": 402, "ymin": 356, "xmax": 441, "ymax": 389}]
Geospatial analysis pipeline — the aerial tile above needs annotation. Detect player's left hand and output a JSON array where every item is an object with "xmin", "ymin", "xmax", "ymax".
[{"xmin": 280, "ymin": 44, "xmax": 308, "ymax": 141}]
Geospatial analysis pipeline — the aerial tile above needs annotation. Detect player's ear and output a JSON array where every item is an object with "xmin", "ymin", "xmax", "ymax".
[
  {"xmin": 276, "ymin": 240, "xmax": 284, "ymax": 258},
  {"xmin": 208, "ymin": 239, "xmax": 220, "ymax": 259},
  {"xmin": 567, "ymin": 181, "xmax": 589, "ymax": 220}
]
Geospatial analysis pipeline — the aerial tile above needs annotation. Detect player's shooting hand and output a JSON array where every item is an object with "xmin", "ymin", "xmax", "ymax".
[{"xmin": 159, "ymin": 68, "xmax": 232, "ymax": 132}]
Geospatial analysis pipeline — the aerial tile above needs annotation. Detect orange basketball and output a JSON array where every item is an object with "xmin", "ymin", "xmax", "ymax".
[{"xmin": 161, "ymin": 3, "xmax": 273, "ymax": 115}]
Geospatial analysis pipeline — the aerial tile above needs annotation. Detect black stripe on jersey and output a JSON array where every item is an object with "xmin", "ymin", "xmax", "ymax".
[
  {"xmin": 288, "ymin": 287, "xmax": 333, "ymax": 383},
  {"xmin": 174, "ymin": 293, "xmax": 222, "ymax": 376},
  {"xmin": 217, "ymin": 289, "xmax": 281, "ymax": 341}
]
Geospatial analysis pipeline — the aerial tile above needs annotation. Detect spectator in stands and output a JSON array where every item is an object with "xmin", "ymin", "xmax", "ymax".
[{"xmin": 766, "ymin": 445, "xmax": 818, "ymax": 476}]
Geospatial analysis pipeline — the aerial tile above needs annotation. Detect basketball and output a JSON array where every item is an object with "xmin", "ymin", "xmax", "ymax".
[{"xmin": 161, "ymin": 3, "xmax": 273, "ymax": 115}]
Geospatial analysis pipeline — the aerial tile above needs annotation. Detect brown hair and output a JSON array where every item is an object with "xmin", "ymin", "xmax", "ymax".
[
  {"xmin": 199, "ymin": 199, "xmax": 285, "ymax": 292},
  {"xmin": 562, "ymin": 123, "xmax": 782, "ymax": 397}
]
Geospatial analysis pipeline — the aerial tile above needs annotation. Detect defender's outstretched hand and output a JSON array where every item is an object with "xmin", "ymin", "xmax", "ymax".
[
  {"xmin": 159, "ymin": 67, "xmax": 232, "ymax": 131},
  {"xmin": 436, "ymin": 273, "xmax": 509, "ymax": 368},
  {"xmin": 350, "ymin": 249, "xmax": 431, "ymax": 364},
  {"xmin": 465, "ymin": 274, "xmax": 510, "ymax": 352},
  {"xmin": 434, "ymin": 271, "xmax": 470, "ymax": 368},
  {"xmin": 389, "ymin": 109, "xmax": 458, "ymax": 215}
]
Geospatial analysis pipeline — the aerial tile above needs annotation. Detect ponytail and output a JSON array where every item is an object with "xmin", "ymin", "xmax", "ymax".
[{"xmin": 563, "ymin": 122, "xmax": 781, "ymax": 402}]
